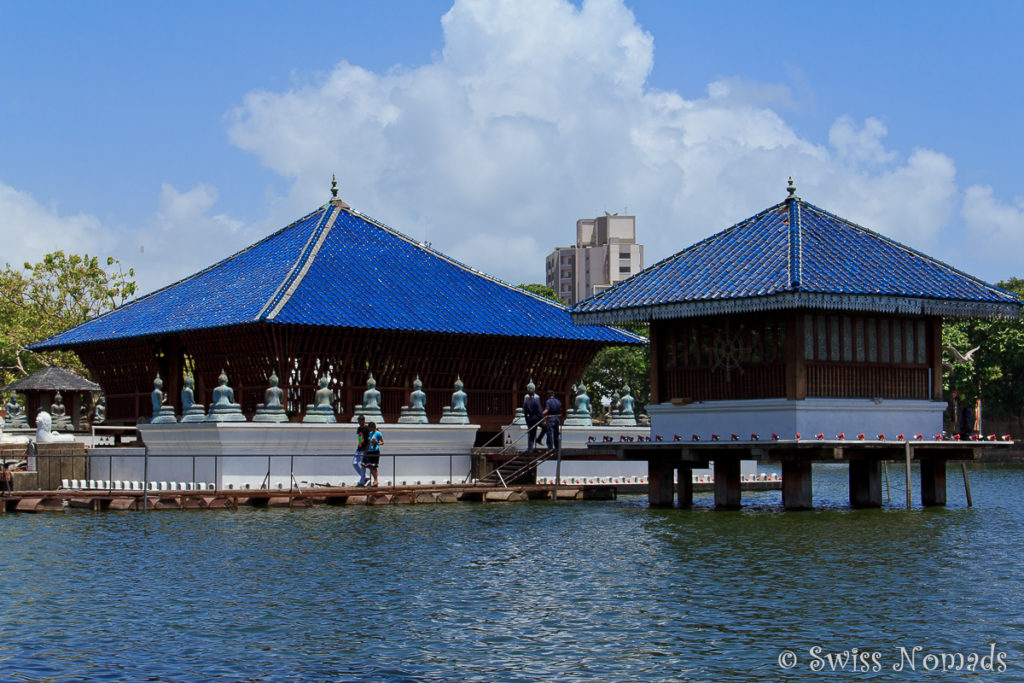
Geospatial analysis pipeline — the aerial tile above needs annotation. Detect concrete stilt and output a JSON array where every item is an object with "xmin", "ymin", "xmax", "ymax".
[
  {"xmin": 920, "ymin": 458, "xmax": 947, "ymax": 507},
  {"xmin": 849, "ymin": 459, "xmax": 882, "ymax": 508},
  {"xmin": 648, "ymin": 459, "xmax": 675, "ymax": 507},
  {"xmin": 782, "ymin": 459, "xmax": 813, "ymax": 510},
  {"xmin": 676, "ymin": 466, "xmax": 693, "ymax": 508},
  {"xmin": 713, "ymin": 458, "xmax": 741, "ymax": 509}
]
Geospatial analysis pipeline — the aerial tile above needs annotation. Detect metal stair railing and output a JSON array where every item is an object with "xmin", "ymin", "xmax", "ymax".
[
  {"xmin": 480, "ymin": 448, "xmax": 556, "ymax": 488},
  {"xmin": 464, "ymin": 420, "xmax": 549, "ymax": 484}
]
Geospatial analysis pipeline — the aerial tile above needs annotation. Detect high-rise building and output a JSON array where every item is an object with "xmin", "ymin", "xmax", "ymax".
[{"xmin": 546, "ymin": 213, "xmax": 643, "ymax": 305}]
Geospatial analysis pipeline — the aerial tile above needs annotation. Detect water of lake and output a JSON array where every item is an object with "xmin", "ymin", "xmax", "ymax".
[{"xmin": 1, "ymin": 463, "xmax": 1021, "ymax": 681}]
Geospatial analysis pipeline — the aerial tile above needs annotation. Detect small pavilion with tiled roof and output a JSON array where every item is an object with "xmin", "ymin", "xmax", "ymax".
[
  {"xmin": 2, "ymin": 366, "xmax": 102, "ymax": 430},
  {"xmin": 32, "ymin": 179, "xmax": 642, "ymax": 431},
  {"xmin": 572, "ymin": 179, "xmax": 1020, "ymax": 509}
]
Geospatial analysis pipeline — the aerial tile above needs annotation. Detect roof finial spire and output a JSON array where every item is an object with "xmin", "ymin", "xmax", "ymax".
[
  {"xmin": 329, "ymin": 173, "xmax": 350, "ymax": 209},
  {"xmin": 787, "ymin": 176, "xmax": 797, "ymax": 200}
]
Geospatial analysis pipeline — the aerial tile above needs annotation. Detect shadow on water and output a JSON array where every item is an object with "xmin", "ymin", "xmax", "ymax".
[{"xmin": 0, "ymin": 464, "xmax": 1021, "ymax": 681}]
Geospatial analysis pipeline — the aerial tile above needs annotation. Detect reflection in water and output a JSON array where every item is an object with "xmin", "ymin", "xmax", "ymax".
[{"xmin": 0, "ymin": 464, "xmax": 1021, "ymax": 681}]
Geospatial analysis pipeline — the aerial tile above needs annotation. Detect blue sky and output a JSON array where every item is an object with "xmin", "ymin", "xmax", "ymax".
[{"xmin": 2, "ymin": 0, "xmax": 1023, "ymax": 295}]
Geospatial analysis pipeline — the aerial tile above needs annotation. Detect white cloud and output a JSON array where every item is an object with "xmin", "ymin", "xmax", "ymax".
[
  {"xmin": 0, "ymin": 181, "xmax": 113, "ymax": 270},
  {"xmin": 122, "ymin": 183, "xmax": 250, "ymax": 294},
  {"xmin": 962, "ymin": 184, "xmax": 1024, "ymax": 263},
  {"xmin": 224, "ymin": 0, "xmax": 972, "ymax": 287}
]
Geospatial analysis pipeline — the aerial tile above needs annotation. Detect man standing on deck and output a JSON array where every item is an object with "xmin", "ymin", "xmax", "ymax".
[
  {"xmin": 354, "ymin": 415, "xmax": 370, "ymax": 486},
  {"xmin": 523, "ymin": 386, "xmax": 543, "ymax": 452},
  {"xmin": 543, "ymin": 389, "xmax": 563, "ymax": 451}
]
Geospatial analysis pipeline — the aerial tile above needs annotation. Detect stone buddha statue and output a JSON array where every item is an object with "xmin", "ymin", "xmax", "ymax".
[
  {"xmin": 204, "ymin": 369, "xmax": 246, "ymax": 422},
  {"xmin": 440, "ymin": 376, "xmax": 470, "ymax": 424},
  {"xmin": 565, "ymin": 381, "xmax": 594, "ymax": 427},
  {"xmin": 303, "ymin": 375, "xmax": 338, "ymax": 423},
  {"xmin": 93, "ymin": 396, "xmax": 107, "ymax": 425},
  {"xmin": 253, "ymin": 371, "xmax": 288, "ymax": 423},
  {"xmin": 150, "ymin": 374, "xmax": 179, "ymax": 424},
  {"xmin": 609, "ymin": 384, "xmax": 638, "ymax": 427},
  {"xmin": 351, "ymin": 373, "xmax": 384, "ymax": 423},
  {"xmin": 179, "ymin": 374, "xmax": 206, "ymax": 422},
  {"xmin": 50, "ymin": 391, "xmax": 70, "ymax": 430},
  {"xmin": 4, "ymin": 398, "xmax": 25, "ymax": 428},
  {"xmin": 399, "ymin": 375, "xmax": 429, "ymax": 424}
]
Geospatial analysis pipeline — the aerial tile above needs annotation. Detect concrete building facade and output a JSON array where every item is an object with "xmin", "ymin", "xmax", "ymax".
[{"xmin": 546, "ymin": 213, "xmax": 643, "ymax": 305}]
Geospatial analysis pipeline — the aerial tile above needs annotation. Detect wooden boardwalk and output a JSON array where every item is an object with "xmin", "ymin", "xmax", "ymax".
[{"xmin": 0, "ymin": 483, "xmax": 617, "ymax": 513}]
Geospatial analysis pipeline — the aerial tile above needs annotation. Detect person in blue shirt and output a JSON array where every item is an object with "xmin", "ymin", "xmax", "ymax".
[
  {"xmin": 364, "ymin": 422, "xmax": 383, "ymax": 486},
  {"xmin": 543, "ymin": 390, "xmax": 563, "ymax": 451},
  {"xmin": 523, "ymin": 386, "xmax": 544, "ymax": 452}
]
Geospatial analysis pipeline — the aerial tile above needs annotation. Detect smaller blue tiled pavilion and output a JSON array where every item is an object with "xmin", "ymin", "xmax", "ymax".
[{"xmin": 572, "ymin": 179, "xmax": 1020, "ymax": 509}]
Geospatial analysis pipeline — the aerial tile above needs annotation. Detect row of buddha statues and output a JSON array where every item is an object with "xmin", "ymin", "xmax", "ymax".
[
  {"xmin": 2, "ymin": 392, "xmax": 106, "ymax": 435},
  {"xmin": 149, "ymin": 371, "xmax": 472, "ymax": 425}
]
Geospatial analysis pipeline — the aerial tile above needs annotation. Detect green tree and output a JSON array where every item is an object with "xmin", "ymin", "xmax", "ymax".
[
  {"xmin": 517, "ymin": 283, "xmax": 564, "ymax": 304},
  {"xmin": 0, "ymin": 252, "xmax": 136, "ymax": 388},
  {"xmin": 942, "ymin": 277, "xmax": 1024, "ymax": 425},
  {"xmin": 581, "ymin": 321, "xmax": 649, "ymax": 416}
]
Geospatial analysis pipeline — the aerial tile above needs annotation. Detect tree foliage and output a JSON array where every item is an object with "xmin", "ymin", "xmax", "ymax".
[
  {"xmin": 581, "ymin": 321, "xmax": 649, "ymax": 415},
  {"xmin": 0, "ymin": 252, "xmax": 136, "ymax": 388},
  {"xmin": 942, "ymin": 277, "xmax": 1024, "ymax": 422},
  {"xmin": 517, "ymin": 283, "xmax": 564, "ymax": 304}
]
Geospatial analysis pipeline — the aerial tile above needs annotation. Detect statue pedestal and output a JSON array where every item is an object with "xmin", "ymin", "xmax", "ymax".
[
  {"xmin": 205, "ymin": 405, "xmax": 246, "ymax": 422},
  {"xmin": 351, "ymin": 406, "xmax": 384, "ymax": 423},
  {"xmin": 398, "ymin": 407, "xmax": 428, "ymax": 424},
  {"xmin": 564, "ymin": 412, "xmax": 593, "ymax": 427},
  {"xmin": 512, "ymin": 408, "xmax": 526, "ymax": 425},
  {"xmin": 253, "ymin": 404, "xmax": 288, "ymax": 423},
  {"xmin": 440, "ymin": 408, "xmax": 469, "ymax": 425},
  {"xmin": 152, "ymin": 407, "xmax": 179, "ymax": 424},
  {"xmin": 181, "ymin": 406, "xmax": 207, "ymax": 423},
  {"xmin": 302, "ymin": 406, "xmax": 336, "ymax": 424},
  {"xmin": 608, "ymin": 414, "xmax": 638, "ymax": 427}
]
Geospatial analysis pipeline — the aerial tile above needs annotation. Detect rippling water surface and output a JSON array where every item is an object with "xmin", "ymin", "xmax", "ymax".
[{"xmin": 2, "ymin": 463, "xmax": 1022, "ymax": 681}]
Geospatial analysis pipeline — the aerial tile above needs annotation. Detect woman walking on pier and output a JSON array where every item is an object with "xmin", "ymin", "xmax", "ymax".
[{"xmin": 364, "ymin": 422, "xmax": 383, "ymax": 486}]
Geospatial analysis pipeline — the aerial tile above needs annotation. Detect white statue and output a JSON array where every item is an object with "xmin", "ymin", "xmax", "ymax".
[{"xmin": 35, "ymin": 411, "xmax": 75, "ymax": 443}]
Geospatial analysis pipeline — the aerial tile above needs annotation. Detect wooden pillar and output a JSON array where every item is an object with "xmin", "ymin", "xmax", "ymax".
[
  {"xmin": 849, "ymin": 459, "xmax": 882, "ymax": 508},
  {"xmin": 920, "ymin": 458, "xmax": 947, "ymax": 506},
  {"xmin": 676, "ymin": 465, "xmax": 693, "ymax": 508},
  {"xmin": 649, "ymin": 319, "xmax": 660, "ymax": 405},
  {"xmin": 785, "ymin": 312, "xmax": 807, "ymax": 401},
  {"xmin": 713, "ymin": 458, "xmax": 741, "ymax": 509},
  {"xmin": 782, "ymin": 459, "xmax": 813, "ymax": 510},
  {"xmin": 648, "ymin": 459, "xmax": 675, "ymax": 507},
  {"xmin": 930, "ymin": 316, "xmax": 944, "ymax": 402}
]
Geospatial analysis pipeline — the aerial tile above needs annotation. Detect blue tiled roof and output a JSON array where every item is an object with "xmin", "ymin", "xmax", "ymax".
[
  {"xmin": 572, "ymin": 195, "xmax": 1021, "ymax": 324},
  {"xmin": 32, "ymin": 203, "xmax": 643, "ymax": 350}
]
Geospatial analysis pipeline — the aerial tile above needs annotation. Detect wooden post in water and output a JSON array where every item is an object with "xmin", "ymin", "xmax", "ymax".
[
  {"xmin": 904, "ymin": 442, "xmax": 912, "ymax": 509},
  {"xmin": 883, "ymin": 460, "xmax": 891, "ymax": 503},
  {"xmin": 551, "ymin": 441, "xmax": 563, "ymax": 501},
  {"xmin": 960, "ymin": 463, "xmax": 973, "ymax": 507}
]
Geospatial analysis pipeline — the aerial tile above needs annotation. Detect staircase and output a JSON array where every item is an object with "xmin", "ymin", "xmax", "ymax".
[{"xmin": 478, "ymin": 448, "xmax": 556, "ymax": 487}]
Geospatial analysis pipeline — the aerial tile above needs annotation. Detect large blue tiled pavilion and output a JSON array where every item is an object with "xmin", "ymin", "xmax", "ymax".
[{"xmin": 33, "ymin": 185, "xmax": 642, "ymax": 428}]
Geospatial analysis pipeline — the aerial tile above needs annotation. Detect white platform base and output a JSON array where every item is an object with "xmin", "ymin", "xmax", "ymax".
[
  {"xmin": 502, "ymin": 423, "xmax": 650, "ymax": 450},
  {"xmin": 647, "ymin": 398, "xmax": 946, "ymax": 441}
]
